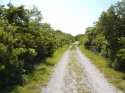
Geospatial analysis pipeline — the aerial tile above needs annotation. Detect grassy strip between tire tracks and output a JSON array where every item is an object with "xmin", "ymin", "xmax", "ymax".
[
  {"xmin": 79, "ymin": 45, "xmax": 125, "ymax": 92},
  {"xmin": 8, "ymin": 45, "xmax": 69, "ymax": 93}
]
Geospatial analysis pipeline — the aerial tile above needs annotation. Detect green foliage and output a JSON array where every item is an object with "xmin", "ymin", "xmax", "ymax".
[
  {"xmin": 75, "ymin": 34, "xmax": 88, "ymax": 45},
  {"xmin": 10, "ymin": 45, "xmax": 69, "ymax": 93},
  {"xmin": 12, "ymin": 48, "xmax": 25, "ymax": 57},
  {"xmin": 79, "ymin": 0, "xmax": 125, "ymax": 72},
  {"xmin": 79, "ymin": 46, "xmax": 125, "ymax": 92},
  {"xmin": 0, "ymin": 3, "xmax": 73, "ymax": 91}
]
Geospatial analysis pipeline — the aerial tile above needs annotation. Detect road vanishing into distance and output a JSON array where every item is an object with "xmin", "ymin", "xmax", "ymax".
[{"xmin": 42, "ymin": 45, "xmax": 123, "ymax": 93}]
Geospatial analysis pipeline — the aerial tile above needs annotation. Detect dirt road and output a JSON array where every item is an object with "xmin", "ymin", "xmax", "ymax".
[{"xmin": 42, "ymin": 47, "xmax": 123, "ymax": 93}]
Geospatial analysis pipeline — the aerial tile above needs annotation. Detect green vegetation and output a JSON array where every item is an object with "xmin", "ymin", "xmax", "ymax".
[
  {"xmin": 0, "ymin": 3, "xmax": 74, "ymax": 92},
  {"xmin": 79, "ymin": 46, "xmax": 125, "ymax": 92},
  {"xmin": 1, "ymin": 0, "xmax": 125, "ymax": 92},
  {"xmin": 10, "ymin": 45, "xmax": 69, "ymax": 93},
  {"xmin": 76, "ymin": 0, "xmax": 125, "ymax": 72},
  {"xmin": 75, "ymin": 0, "xmax": 125, "ymax": 91}
]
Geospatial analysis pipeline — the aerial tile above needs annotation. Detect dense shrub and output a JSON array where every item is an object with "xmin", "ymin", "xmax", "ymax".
[
  {"xmin": 78, "ymin": 0, "xmax": 125, "ymax": 72},
  {"xmin": 0, "ymin": 4, "xmax": 74, "ymax": 88}
]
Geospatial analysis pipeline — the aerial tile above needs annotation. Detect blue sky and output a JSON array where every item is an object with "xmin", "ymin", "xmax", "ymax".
[{"xmin": 1, "ymin": 0, "xmax": 122, "ymax": 35}]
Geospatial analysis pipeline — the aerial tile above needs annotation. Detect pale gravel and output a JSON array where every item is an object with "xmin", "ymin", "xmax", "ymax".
[
  {"xmin": 42, "ymin": 48, "xmax": 123, "ymax": 93},
  {"xmin": 76, "ymin": 48, "xmax": 123, "ymax": 93},
  {"xmin": 42, "ymin": 50, "xmax": 70, "ymax": 93},
  {"xmin": 62, "ymin": 50, "xmax": 78, "ymax": 93}
]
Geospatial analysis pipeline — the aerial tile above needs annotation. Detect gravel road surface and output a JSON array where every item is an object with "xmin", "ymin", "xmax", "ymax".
[{"xmin": 42, "ymin": 47, "xmax": 123, "ymax": 93}]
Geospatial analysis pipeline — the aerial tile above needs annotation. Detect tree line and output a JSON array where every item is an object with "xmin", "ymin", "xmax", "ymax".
[
  {"xmin": 77, "ymin": 0, "xmax": 125, "ymax": 72},
  {"xmin": 0, "ymin": 4, "xmax": 74, "ymax": 88}
]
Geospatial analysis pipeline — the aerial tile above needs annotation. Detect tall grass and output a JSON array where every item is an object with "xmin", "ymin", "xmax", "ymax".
[
  {"xmin": 79, "ymin": 45, "xmax": 125, "ymax": 92},
  {"xmin": 7, "ymin": 45, "xmax": 69, "ymax": 93}
]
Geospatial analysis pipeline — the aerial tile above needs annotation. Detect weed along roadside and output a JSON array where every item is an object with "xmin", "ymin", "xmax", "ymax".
[
  {"xmin": 79, "ymin": 45, "xmax": 125, "ymax": 92},
  {"xmin": 1, "ymin": 0, "xmax": 125, "ymax": 93},
  {"xmin": 42, "ymin": 43, "xmax": 90, "ymax": 93},
  {"xmin": 42, "ymin": 43, "xmax": 123, "ymax": 93},
  {"xmin": 6, "ymin": 45, "xmax": 69, "ymax": 93}
]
